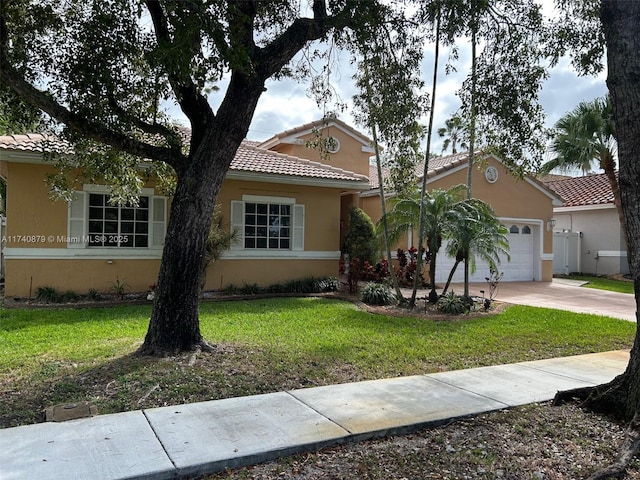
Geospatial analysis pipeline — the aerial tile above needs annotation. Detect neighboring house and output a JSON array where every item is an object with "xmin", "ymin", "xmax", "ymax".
[
  {"xmin": 0, "ymin": 129, "xmax": 370, "ymax": 297},
  {"xmin": 357, "ymin": 153, "xmax": 562, "ymax": 283},
  {"xmin": 543, "ymin": 173, "xmax": 629, "ymax": 276}
]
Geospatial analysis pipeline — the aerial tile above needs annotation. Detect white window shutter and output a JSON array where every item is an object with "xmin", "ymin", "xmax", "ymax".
[
  {"xmin": 151, "ymin": 197, "xmax": 167, "ymax": 247},
  {"xmin": 292, "ymin": 204, "xmax": 304, "ymax": 251},
  {"xmin": 230, "ymin": 201, "xmax": 244, "ymax": 250},
  {"xmin": 67, "ymin": 192, "xmax": 86, "ymax": 248}
]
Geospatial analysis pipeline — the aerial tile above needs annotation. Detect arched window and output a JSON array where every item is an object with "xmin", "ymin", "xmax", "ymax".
[
  {"xmin": 509, "ymin": 225, "xmax": 520, "ymax": 234},
  {"xmin": 522, "ymin": 225, "xmax": 531, "ymax": 234}
]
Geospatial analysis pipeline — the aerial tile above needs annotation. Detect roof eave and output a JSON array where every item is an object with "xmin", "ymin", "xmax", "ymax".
[{"xmin": 226, "ymin": 170, "xmax": 371, "ymax": 190}]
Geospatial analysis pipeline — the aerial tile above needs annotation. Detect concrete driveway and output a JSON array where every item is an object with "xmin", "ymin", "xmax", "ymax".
[{"xmin": 452, "ymin": 279, "xmax": 637, "ymax": 322}]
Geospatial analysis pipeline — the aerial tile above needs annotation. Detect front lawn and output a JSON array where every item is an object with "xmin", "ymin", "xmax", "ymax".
[
  {"xmin": 565, "ymin": 274, "xmax": 635, "ymax": 294},
  {"xmin": 0, "ymin": 297, "xmax": 635, "ymax": 427}
]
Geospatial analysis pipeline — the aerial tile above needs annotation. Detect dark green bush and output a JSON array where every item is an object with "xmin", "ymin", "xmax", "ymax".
[
  {"xmin": 61, "ymin": 290, "xmax": 81, "ymax": 302},
  {"xmin": 361, "ymin": 282, "xmax": 396, "ymax": 306},
  {"xmin": 87, "ymin": 289, "xmax": 101, "ymax": 301},
  {"xmin": 343, "ymin": 207, "xmax": 376, "ymax": 265},
  {"xmin": 35, "ymin": 286, "xmax": 62, "ymax": 303},
  {"xmin": 437, "ymin": 291, "xmax": 467, "ymax": 315}
]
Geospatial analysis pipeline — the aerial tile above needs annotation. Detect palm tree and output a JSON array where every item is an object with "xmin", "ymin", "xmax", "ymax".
[
  {"xmin": 381, "ymin": 185, "xmax": 467, "ymax": 303},
  {"xmin": 441, "ymin": 199, "xmax": 510, "ymax": 297},
  {"xmin": 539, "ymin": 96, "xmax": 624, "ymax": 240},
  {"xmin": 437, "ymin": 114, "xmax": 468, "ymax": 155}
]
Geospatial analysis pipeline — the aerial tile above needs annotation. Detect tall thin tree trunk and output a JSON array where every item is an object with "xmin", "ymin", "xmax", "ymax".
[
  {"xmin": 359, "ymin": 59, "xmax": 404, "ymax": 303},
  {"xmin": 463, "ymin": 17, "xmax": 478, "ymax": 299},
  {"xmin": 442, "ymin": 259, "xmax": 462, "ymax": 296},
  {"xmin": 371, "ymin": 114, "xmax": 405, "ymax": 303},
  {"xmin": 412, "ymin": 10, "xmax": 441, "ymax": 307}
]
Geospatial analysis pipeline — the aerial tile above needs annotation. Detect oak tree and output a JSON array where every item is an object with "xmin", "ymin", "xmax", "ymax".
[{"xmin": 0, "ymin": 0, "xmax": 386, "ymax": 355}]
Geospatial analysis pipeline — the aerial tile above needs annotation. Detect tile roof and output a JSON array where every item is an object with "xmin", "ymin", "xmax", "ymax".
[
  {"xmin": 0, "ymin": 133, "xmax": 73, "ymax": 154},
  {"xmin": 232, "ymin": 142, "xmax": 369, "ymax": 183},
  {"xmin": 259, "ymin": 117, "xmax": 374, "ymax": 148},
  {"xmin": 0, "ymin": 133, "xmax": 369, "ymax": 186},
  {"xmin": 543, "ymin": 173, "xmax": 615, "ymax": 207},
  {"xmin": 368, "ymin": 152, "xmax": 470, "ymax": 190}
]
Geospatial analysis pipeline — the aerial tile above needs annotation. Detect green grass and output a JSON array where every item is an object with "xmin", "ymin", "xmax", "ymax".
[
  {"xmin": 565, "ymin": 275, "xmax": 635, "ymax": 294},
  {"xmin": 0, "ymin": 297, "xmax": 636, "ymax": 427}
]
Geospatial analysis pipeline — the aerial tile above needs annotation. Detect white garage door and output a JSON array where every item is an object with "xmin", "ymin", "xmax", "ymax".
[{"xmin": 434, "ymin": 223, "xmax": 534, "ymax": 284}]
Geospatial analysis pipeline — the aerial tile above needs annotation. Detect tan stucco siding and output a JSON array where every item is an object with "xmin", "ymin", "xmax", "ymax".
[
  {"xmin": 358, "ymin": 158, "xmax": 556, "ymax": 281},
  {"xmin": 5, "ymin": 163, "xmax": 69, "ymax": 248},
  {"xmin": 427, "ymin": 161, "xmax": 553, "ymax": 223},
  {"xmin": 217, "ymin": 179, "xmax": 341, "ymax": 252},
  {"xmin": 202, "ymin": 259, "xmax": 338, "ymax": 291},
  {"xmin": 6, "ymin": 258, "xmax": 160, "ymax": 297},
  {"xmin": 270, "ymin": 126, "xmax": 371, "ymax": 177}
]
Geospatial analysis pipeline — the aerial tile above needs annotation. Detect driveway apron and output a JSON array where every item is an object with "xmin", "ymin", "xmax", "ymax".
[{"xmin": 450, "ymin": 280, "xmax": 637, "ymax": 322}]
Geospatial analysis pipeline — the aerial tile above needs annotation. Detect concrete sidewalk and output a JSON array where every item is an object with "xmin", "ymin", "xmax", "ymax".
[{"xmin": 0, "ymin": 350, "xmax": 629, "ymax": 480}]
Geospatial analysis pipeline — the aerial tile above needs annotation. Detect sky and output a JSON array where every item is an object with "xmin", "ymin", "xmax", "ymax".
[
  {"xmin": 166, "ymin": 8, "xmax": 609, "ymax": 155},
  {"xmin": 244, "ymin": 49, "xmax": 608, "ymax": 152}
]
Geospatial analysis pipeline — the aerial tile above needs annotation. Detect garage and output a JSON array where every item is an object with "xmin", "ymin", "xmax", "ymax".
[{"xmin": 434, "ymin": 222, "xmax": 536, "ymax": 284}]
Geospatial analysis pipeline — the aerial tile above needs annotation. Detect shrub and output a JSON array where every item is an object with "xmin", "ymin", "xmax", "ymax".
[
  {"xmin": 343, "ymin": 207, "xmax": 376, "ymax": 265},
  {"xmin": 61, "ymin": 290, "xmax": 80, "ymax": 302},
  {"xmin": 110, "ymin": 278, "xmax": 129, "ymax": 299},
  {"xmin": 437, "ymin": 291, "xmax": 467, "ymax": 315},
  {"xmin": 35, "ymin": 286, "xmax": 62, "ymax": 303},
  {"xmin": 240, "ymin": 283, "xmax": 261, "ymax": 295},
  {"xmin": 222, "ymin": 284, "xmax": 240, "ymax": 295},
  {"xmin": 316, "ymin": 277, "xmax": 340, "ymax": 292},
  {"xmin": 361, "ymin": 282, "xmax": 396, "ymax": 306},
  {"xmin": 282, "ymin": 278, "xmax": 317, "ymax": 293},
  {"xmin": 87, "ymin": 289, "xmax": 101, "ymax": 301}
]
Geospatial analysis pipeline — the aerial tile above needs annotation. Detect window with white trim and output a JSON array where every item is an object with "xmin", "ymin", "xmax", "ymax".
[
  {"xmin": 88, "ymin": 194, "xmax": 149, "ymax": 247},
  {"xmin": 231, "ymin": 196, "xmax": 304, "ymax": 251},
  {"xmin": 67, "ymin": 187, "xmax": 167, "ymax": 249}
]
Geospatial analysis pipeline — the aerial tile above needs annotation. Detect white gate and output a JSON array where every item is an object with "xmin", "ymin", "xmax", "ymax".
[{"xmin": 552, "ymin": 232, "xmax": 581, "ymax": 275}]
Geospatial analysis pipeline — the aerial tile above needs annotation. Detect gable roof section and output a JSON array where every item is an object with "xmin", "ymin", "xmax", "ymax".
[
  {"xmin": 543, "ymin": 173, "xmax": 615, "ymax": 207},
  {"xmin": 229, "ymin": 142, "xmax": 370, "ymax": 187},
  {"xmin": 0, "ymin": 133, "xmax": 370, "ymax": 190},
  {"xmin": 258, "ymin": 117, "xmax": 375, "ymax": 153},
  {"xmin": 365, "ymin": 152, "xmax": 563, "ymax": 205}
]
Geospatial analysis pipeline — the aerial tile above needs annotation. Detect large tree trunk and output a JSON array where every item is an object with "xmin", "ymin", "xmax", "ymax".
[
  {"xmin": 555, "ymin": 0, "xmax": 640, "ymax": 422},
  {"xmin": 138, "ymin": 76, "xmax": 263, "ymax": 356},
  {"xmin": 602, "ymin": 151, "xmax": 628, "ymax": 246}
]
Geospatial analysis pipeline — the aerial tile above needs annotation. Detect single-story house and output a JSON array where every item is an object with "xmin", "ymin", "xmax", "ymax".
[
  {"xmin": 0, "ymin": 126, "xmax": 371, "ymax": 297},
  {"xmin": 0, "ymin": 117, "xmax": 561, "ymax": 297},
  {"xmin": 543, "ymin": 173, "xmax": 629, "ymax": 276}
]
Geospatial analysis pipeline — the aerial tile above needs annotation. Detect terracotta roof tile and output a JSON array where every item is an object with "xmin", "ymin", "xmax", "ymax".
[
  {"xmin": 0, "ymin": 133, "xmax": 368, "ymax": 185},
  {"xmin": 543, "ymin": 173, "xmax": 615, "ymax": 207},
  {"xmin": 259, "ymin": 117, "xmax": 374, "ymax": 148},
  {"xmin": 232, "ymin": 142, "xmax": 369, "ymax": 183},
  {"xmin": 0, "ymin": 133, "xmax": 73, "ymax": 154},
  {"xmin": 368, "ymin": 152, "xmax": 470, "ymax": 190}
]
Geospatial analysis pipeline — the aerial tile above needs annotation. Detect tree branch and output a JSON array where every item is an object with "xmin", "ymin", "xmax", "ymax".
[
  {"xmin": 145, "ymin": 0, "xmax": 213, "ymax": 135},
  {"xmin": 255, "ymin": 0, "xmax": 351, "ymax": 80},
  {"xmin": 0, "ymin": 55, "xmax": 187, "ymax": 169},
  {"xmin": 105, "ymin": 93, "xmax": 183, "ymax": 149}
]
